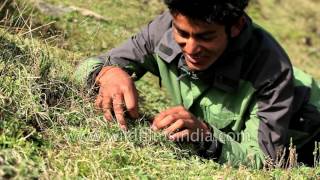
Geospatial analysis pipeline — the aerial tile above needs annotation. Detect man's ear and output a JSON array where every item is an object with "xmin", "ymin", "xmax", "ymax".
[{"xmin": 230, "ymin": 16, "xmax": 246, "ymax": 38}]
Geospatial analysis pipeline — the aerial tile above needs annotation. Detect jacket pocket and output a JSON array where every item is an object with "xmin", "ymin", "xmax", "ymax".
[{"xmin": 200, "ymin": 101, "xmax": 236, "ymax": 130}]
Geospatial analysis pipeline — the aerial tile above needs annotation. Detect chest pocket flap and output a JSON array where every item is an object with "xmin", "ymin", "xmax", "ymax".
[{"xmin": 199, "ymin": 93, "xmax": 236, "ymax": 130}]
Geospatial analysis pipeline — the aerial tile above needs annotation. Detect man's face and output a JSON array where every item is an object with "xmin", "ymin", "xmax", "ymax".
[{"xmin": 172, "ymin": 13, "xmax": 228, "ymax": 71}]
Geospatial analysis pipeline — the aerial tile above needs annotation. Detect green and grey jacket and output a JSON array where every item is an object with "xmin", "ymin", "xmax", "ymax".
[{"xmin": 75, "ymin": 11, "xmax": 320, "ymax": 168}]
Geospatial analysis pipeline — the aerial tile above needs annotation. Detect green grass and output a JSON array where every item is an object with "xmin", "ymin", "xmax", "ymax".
[
  {"xmin": 1, "ymin": 0, "xmax": 320, "ymax": 179},
  {"xmin": 248, "ymin": 0, "xmax": 320, "ymax": 79}
]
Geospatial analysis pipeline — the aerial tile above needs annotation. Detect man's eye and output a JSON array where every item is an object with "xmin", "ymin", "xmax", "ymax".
[
  {"xmin": 177, "ymin": 30, "xmax": 189, "ymax": 38},
  {"xmin": 198, "ymin": 35, "xmax": 216, "ymax": 41}
]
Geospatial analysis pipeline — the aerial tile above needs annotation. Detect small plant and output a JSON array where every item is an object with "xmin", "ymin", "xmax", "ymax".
[
  {"xmin": 313, "ymin": 141, "xmax": 320, "ymax": 167},
  {"xmin": 264, "ymin": 139, "xmax": 298, "ymax": 169}
]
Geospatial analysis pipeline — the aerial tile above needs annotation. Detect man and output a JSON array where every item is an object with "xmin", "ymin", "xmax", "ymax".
[{"xmin": 75, "ymin": 0, "xmax": 320, "ymax": 168}]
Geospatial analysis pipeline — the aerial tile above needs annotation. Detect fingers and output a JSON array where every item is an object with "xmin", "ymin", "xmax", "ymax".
[
  {"xmin": 94, "ymin": 66, "xmax": 140, "ymax": 131},
  {"xmin": 95, "ymin": 91, "xmax": 127, "ymax": 130},
  {"xmin": 163, "ymin": 119, "xmax": 191, "ymax": 135},
  {"xmin": 164, "ymin": 119, "xmax": 207, "ymax": 142},
  {"xmin": 123, "ymin": 86, "xmax": 139, "ymax": 119},
  {"xmin": 95, "ymin": 94, "xmax": 112, "ymax": 122},
  {"xmin": 163, "ymin": 119, "xmax": 184, "ymax": 136},
  {"xmin": 152, "ymin": 105, "xmax": 193, "ymax": 131},
  {"xmin": 102, "ymin": 97, "xmax": 113, "ymax": 121},
  {"xmin": 112, "ymin": 94, "xmax": 127, "ymax": 131},
  {"xmin": 152, "ymin": 113, "xmax": 191, "ymax": 131},
  {"xmin": 95, "ymin": 91, "xmax": 137, "ymax": 131},
  {"xmin": 151, "ymin": 106, "xmax": 211, "ymax": 142},
  {"xmin": 152, "ymin": 114, "xmax": 177, "ymax": 131},
  {"xmin": 169, "ymin": 129, "xmax": 191, "ymax": 141},
  {"xmin": 103, "ymin": 109, "xmax": 113, "ymax": 122},
  {"xmin": 95, "ymin": 94, "xmax": 103, "ymax": 109},
  {"xmin": 153, "ymin": 106, "xmax": 185, "ymax": 124}
]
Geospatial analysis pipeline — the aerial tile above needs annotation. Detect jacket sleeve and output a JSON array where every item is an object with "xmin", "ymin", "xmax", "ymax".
[
  {"xmin": 252, "ymin": 48, "xmax": 295, "ymax": 166},
  {"xmin": 226, "ymin": 56, "xmax": 294, "ymax": 167},
  {"xmin": 205, "ymin": 97, "xmax": 292, "ymax": 169},
  {"xmin": 195, "ymin": 111, "xmax": 266, "ymax": 169},
  {"xmin": 203, "ymin": 53, "xmax": 295, "ymax": 168},
  {"xmin": 74, "ymin": 11, "xmax": 173, "ymax": 87},
  {"xmin": 210, "ymin": 105, "xmax": 267, "ymax": 169}
]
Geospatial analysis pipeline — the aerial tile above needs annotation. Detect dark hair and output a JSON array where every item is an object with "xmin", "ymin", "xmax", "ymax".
[{"xmin": 164, "ymin": 0, "xmax": 249, "ymax": 25}]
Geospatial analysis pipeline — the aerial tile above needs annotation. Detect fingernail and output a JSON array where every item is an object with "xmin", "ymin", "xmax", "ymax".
[
  {"xmin": 169, "ymin": 135, "xmax": 175, "ymax": 141},
  {"xmin": 151, "ymin": 125, "xmax": 158, "ymax": 131},
  {"xmin": 120, "ymin": 125, "xmax": 128, "ymax": 132}
]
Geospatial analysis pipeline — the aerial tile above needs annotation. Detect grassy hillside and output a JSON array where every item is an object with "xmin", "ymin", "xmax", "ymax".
[
  {"xmin": 1, "ymin": 0, "xmax": 320, "ymax": 179},
  {"xmin": 248, "ymin": 0, "xmax": 320, "ymax": 79}
]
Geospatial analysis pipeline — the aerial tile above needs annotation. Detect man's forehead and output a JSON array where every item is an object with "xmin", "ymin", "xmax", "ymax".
[
  {"xmin": 172, "ymin": 15, "xmax": 222, "ymax": 35},
  {"xmin": 172, "ymin": 22, "xmax": 218, "ymax": 35},
  {"xmin": 172, "ymin": 12, "xmax": 223, "ymax": 25}
]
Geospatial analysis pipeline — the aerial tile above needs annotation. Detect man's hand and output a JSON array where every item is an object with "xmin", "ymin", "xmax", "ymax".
[
  {"xmin": 95, "ymin": 66, "xmax": 139, "ymax": 131},
  {"xmin": 151, "ymin": 106, "xmax": 211, "ymax": 142}
]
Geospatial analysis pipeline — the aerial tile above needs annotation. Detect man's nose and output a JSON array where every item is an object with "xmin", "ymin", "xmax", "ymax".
[{"xmin": 184, "ymin": 38, "xmax": 200, "ymax": 55}]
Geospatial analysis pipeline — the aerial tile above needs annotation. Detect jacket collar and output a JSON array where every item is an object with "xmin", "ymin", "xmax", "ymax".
[
  {"xmin": 155, "ymin": 15, "xmax": 253, "ymax": 93},
  {"xmin": 154, "ymin": 28, "xmax": 181, "ymax": 63}
]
